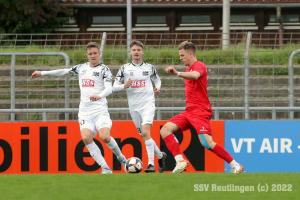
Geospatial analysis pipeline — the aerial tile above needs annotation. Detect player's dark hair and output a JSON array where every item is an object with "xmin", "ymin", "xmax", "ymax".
[
  {"xmin": 86, "ymin": 42, "xmax": 99, "ymax": 52},
  {"xmin": 179, "ymin": 41, "xmax": 196, "ymax": 55},
  {"xmin": 130, "ymin": 40, "xmax": 144, "ymax": 49}
]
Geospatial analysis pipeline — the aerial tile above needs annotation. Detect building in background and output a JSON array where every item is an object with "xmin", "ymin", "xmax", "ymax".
[{"xmin": 58, "ymin": 0, "xmax": 300, "ymax": 34}]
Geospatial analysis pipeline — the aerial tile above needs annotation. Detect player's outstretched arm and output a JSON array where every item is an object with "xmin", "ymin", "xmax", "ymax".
[
  {"xmin": 31, "ymin": 69, "xmax": 70, "ymax": 79},
  {"xmin": 31, "ymin": 71, "xmax": 41, "ymax": 79},
  {"xmin": 166, "ymin": 66, "xmax": 200, "ymax": 80},
  {"xmin": 165, "ymin": 66, "xmax": 177, "ymax": 75}
]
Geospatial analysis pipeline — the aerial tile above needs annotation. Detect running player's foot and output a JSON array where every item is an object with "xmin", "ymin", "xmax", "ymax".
[
  {"xmin": 101, "ymin": 167, "xmax": 113, "ymax": 174},
  {"xmin": 144, "ymin": 164, "xmax": 156, "ymax": 173},
  {"xmin": 158, "ymin": 152, "xmax": 167, "ymax": 173},
  {"xmin": 172, "ymin": 160, "xmax": 189, "ymax": 173},
  {"xmin": 118, "ymin": 155, "xmax": 127, "ymax": 171},
  {"xmin": 230, "ymin": 163, "xmax": 244, "ymax": 173}
]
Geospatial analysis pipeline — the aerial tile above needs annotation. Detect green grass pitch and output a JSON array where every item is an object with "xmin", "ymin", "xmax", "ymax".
[{"xmin": 0, "ymin": 173, "xmax": 299, "ymax": 200}]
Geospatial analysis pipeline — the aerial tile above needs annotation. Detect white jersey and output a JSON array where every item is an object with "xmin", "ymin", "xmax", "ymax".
[
  {"xmin": 69, "ymin": 62, "xmax": 113, "ymax": 108},
  {"xmin": 113, "ymin": 62, "xmax": 161, "ymax": 111}
]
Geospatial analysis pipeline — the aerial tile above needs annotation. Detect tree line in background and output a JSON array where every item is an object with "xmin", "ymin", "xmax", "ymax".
[{"xmin": 0, "ymin": 0, "xmax": 74, "ymax": 33}]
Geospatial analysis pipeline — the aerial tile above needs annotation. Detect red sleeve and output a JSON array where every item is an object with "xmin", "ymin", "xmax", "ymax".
[{"xmin": 193, "ymin": 62, "xmax": 205, "ymax": 76}]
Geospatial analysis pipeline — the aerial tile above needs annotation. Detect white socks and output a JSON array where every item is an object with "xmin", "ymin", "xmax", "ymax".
[
  {"xmin": 106, "ymin": 137, "xmax": 123, "ymax": 159},
  {"xmin": 145, "ymin": 138, "xmax": 163, "ymax": 166},
  {"xmin": 153, "ymin": 141, "xmax": 163, "ymax": 159},
  {"xmin": 145, "ymin": 139, "xmax": 155, "ymax": 166},
  {"xmin": 175, "ymin": 155, "xmax": 184, "ymax": 163},
  {"xmin": 229, "ymin": 159, "xmax": 239, "ymax": 168},
  {"xmin": 86, "ymin": 141, "xmax": 108, "ymax": 168}
]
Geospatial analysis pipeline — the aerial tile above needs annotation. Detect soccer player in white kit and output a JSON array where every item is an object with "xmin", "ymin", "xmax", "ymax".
[
  {"xmin": 31, "ymin": 42, "xmax": 126, "ymax": 174},
  {"xmin": 113, "ymin": 40, "xmax": 167, "ymax": 173}
]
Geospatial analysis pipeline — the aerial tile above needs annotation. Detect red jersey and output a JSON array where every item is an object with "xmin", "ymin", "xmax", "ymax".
[{"xmin": 185, "ymin": 61, "xmax": 212, "ymax": 116}]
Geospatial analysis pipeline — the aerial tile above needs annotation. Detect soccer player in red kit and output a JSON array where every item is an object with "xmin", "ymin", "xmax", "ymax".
[{"xmin": 160, "ymin": 41, "xmax": 244, "ymax": 173}]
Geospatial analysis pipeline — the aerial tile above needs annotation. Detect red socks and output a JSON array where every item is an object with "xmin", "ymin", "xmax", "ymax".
[
  {"xmin": 163, "ymin": 134, "xmax": 182, "ymax": 157},
  {"xmin": 212, "ymin": 143, "xmax": 234, "ymax": 163},
  {"xmin": 164, "ymin": 134, "xmax": 234, "ymax": 164}
]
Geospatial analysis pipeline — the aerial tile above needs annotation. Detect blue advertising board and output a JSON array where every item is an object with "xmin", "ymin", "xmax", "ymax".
[{"xmin": 225, "ymin": 121, "xmax": 300, "ymax": 172}]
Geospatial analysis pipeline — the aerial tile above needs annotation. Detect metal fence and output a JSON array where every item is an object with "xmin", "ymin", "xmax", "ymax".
[{"xmin": 0, "ymin": 32, "xmax": 300, "ymax": 121}]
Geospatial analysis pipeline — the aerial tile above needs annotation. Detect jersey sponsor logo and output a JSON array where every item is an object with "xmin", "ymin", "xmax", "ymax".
[
  {"xmin": 82, "ymin": 79, "xmax": 95, "ymax": 87},
  {"xmin": 190, "ymin": 69, "xmax": 193, "ymax": 72},
  {"xmin": 131, "ymin": 80, "xmax": 146, "ymax": 88},
  {"xmin": 142, "ymin": 71, "xmax": 149, "ymax": 76}
]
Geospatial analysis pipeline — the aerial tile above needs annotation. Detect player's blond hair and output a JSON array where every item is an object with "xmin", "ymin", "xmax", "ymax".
[
  {"xmin": 130, "ymin": 40, "xmax": 144, "ymax": 49},
  {"xmin": 179, "ymin": 41, "xmax": 196, "ymax": 55},
  {"xmin": 86, "ymin": 42, "xmax": 99, "ymax": 52}
]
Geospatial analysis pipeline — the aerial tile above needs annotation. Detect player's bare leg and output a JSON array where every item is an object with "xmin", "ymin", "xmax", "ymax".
[
  {"xmin": 81, "ymin": 128, "xmax": 112, "ymax": 174},
  {"xmin": 98, "ymin": 127, "xmax": 127, "ymax": 171},
  {"xmin": 198, "ymin": 134, "xmax": 244, "ymax": 173},
  {"xmin": 160, "ymin": 122, "xmax": 189, "ymax": 173}
]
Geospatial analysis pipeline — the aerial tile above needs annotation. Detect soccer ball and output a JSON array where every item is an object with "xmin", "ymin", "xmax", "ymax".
[{"xmin": 125, "ymin": 157, "xmax": 143, "ymax": 173}]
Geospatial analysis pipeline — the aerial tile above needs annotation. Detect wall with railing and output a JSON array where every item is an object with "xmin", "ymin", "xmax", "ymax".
[{"xmin": 0, "ymin": 32, "xmax": 300, "ymax": 121}]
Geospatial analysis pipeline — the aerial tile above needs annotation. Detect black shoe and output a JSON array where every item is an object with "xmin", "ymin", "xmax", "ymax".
[
  {"xmin": 158, "ymin": 152, "xmax": 167, "ymax": 173},
  {"xmin": 144, "ymin": 164, "xmax": 155, "ymax": 173}
]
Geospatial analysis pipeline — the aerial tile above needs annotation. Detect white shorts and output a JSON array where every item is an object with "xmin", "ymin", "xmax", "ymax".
[
  {"xmin": 78, "ymin": 108, "xmax": 112, "ymax": 137},
  {"xmin": 130, "ymin": 106, "xmax": 155, "ymax": 135}
]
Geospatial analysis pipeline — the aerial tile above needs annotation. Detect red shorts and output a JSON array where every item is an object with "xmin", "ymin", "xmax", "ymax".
[{"xmin": 169, "ymin": 110, "xmax": 212, "ymax": 135}]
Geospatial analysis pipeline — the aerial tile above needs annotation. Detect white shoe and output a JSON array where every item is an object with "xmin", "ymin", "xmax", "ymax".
[
  {"xmin": 118, "ymin": 155, "xmax": 127, "ymax": 171},
  {"xmin": 230, "ymin": 164, "xmax": 244, "ymax": 173},
  {"xmin": 172, "ymin": 160, "xmax": 189, "ymax": 173},
  {"xmin": 101, "ymin": 167, "xmax": 113, "ymax": 174}
]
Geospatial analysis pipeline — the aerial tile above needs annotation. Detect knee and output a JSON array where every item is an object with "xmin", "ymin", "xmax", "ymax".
[
  {"xmin": 141, "ymin": 131, "xmax": 148, "ymax": 139},
  {"xmin": 160, "ymin": 125, "xmax": 170, "ymax": 138},
  {"xmin": 99, "ymin": 134, "xmax": 110, "ymax": 143},
  {"xmin": 82, "ymin": 135, "xmax": 93, "ymax": 145}
]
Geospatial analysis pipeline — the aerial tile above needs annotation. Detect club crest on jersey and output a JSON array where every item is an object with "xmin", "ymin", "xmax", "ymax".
[
  {"xmin": 200, "ymin": 126, "xmax": 207, "ymax": 132},
  {"xmin": 81, "ymin": 70, "xmax": 87, "ymax": 75},
  {"xmin": 142, "ymin": 71, "xmax": 149, "ymax": 76},
  {"xmin": 93, "ymin": 72, "xmax": 100, "ymax": 77},
  {"xmin": 82, "ymin": 79, "xmax": 95, "ymax": 87},
  {"xmin": 131, "ymin": 80, "xmax": 146, "ymax": 88},
  {"xmin": 130, "ymin": 72, "xmax": 134, "ymax": 76}
]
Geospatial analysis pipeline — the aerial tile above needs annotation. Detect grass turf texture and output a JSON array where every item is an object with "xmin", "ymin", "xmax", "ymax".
[{"xmin": 0, "ymin": 173, "xmax": 299, "ymax": 200}]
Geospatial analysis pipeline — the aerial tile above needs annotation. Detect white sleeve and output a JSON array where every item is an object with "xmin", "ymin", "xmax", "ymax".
[
  {"xmin": 41, "ymin": 69, "xmax": 70, "ymax": 76},
  {"xmin": 99, "ymin": 81, "xmax": 112, "ymax": 98},
  {"xmin": 150, "ymin": 65, "xmax": 161, "ymax": 90},
  {"xmin": 113, "ymin": 67, "xmax": 125, "ymax": 92},
  {"xmin": 113, "ymin": 81, "xmax": 125, "ymax": 92},
  {"xmin": 98, "ymin": 66, "xmax": 113, "ymax": 98}
]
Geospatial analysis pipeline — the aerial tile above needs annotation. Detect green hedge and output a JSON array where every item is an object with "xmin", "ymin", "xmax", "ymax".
[{"xmin": 0, "ymin": 45, "xmax": 299, "ymax": 66}]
